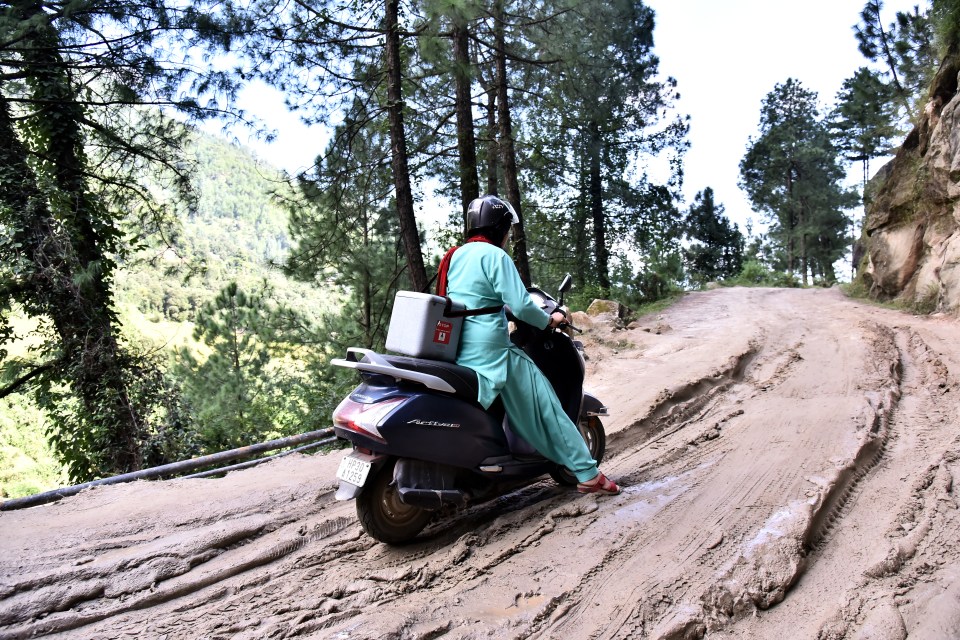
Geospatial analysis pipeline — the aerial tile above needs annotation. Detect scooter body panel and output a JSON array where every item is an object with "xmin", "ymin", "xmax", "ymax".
[{"xmin": 375, "ymin": 393, "xmax": 509, "ymax": 468}]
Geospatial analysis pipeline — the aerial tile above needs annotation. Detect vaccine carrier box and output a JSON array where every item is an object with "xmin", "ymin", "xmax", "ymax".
[{"xmin": 385, "ymin": 291, "xmax": 466, "ymax": 362}]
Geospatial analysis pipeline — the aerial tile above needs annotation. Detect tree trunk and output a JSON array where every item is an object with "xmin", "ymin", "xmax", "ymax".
[
  {"xmin": 573, "ymin": 184, "xmax": 591, "ymax": 286},
  {"xmin": 485, "ymin": 87, "xmax": 499, "ymax": 196},
  {"xmin": 798, "ymin": 205, "xmax": 808, "ymax": 286},
  {"xmin": 588, "ymin": 121, "xmax": 611, "ymax": 292},
  {"xmin": 6, "ymin": 5, "xmax": 144, "ymax": 479},
  {"xmin": 452, "ymin": 21, "xmax": 480, "ymax": 219},
  {"xmin": 362, "ymin": 210, "xmax": 374, "ymax": 348},
  {"xmin": 384, "ymin": 0, "xmax": 428, "ymax": 292},
  {"xmin": 493, "ymin": 0, "xmax": 531, "ymax": 285}
]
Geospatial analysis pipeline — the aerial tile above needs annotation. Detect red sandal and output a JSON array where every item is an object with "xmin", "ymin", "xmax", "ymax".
[{"xmin": 577, "ymin": 472, "xmax": 621, "ymax": 495}]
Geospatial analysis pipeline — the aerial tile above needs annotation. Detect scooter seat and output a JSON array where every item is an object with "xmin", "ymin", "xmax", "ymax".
[{"xmin": 384, "ymin": 355, "xmax": 480, "ymax": 403}]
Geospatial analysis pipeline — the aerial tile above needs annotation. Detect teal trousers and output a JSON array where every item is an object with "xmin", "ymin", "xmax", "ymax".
[{"xmin": 498, "ymin": 347, "xmax": 599, "ymax": 483}]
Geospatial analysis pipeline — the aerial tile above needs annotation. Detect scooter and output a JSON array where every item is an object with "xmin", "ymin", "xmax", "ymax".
[{"xmin": 330, "ymin": 275, "xmax": 608, "ymax": 544}]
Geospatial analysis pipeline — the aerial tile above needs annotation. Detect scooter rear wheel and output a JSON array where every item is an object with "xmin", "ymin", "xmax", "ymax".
[
  {"xmin": 356, "ymin": 459, "xmax": 433, "ymax": 544},
  {"xmin": 551, "ymin": 416, "xmax": 607, "ymax": 486}
]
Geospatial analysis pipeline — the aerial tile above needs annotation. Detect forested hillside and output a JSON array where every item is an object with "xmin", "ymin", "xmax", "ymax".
[
  {"xmin": 1, "ymin": 133, "xmax": 344, "ymax": 498},
  {"xmin": 116, "ymin": 134, "xmax": 321, "ymax": 324}
]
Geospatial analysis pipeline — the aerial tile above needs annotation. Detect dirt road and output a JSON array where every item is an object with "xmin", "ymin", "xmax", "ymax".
[{"xmin": 2, "ymin": 287, "xmax": 959, "ymax": 639}]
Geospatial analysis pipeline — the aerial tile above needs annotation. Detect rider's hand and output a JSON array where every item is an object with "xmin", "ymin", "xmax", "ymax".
[{"xmin": 548, "ymin": 311, "xmax": 565, "ymax": 329}]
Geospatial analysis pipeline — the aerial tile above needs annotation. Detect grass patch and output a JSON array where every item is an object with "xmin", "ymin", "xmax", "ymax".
[
  {"xmin": 840, "ymin": 280, "xmax": 944, "ymax": 316},
  {"xmin": 912, "ymin": 284, "xmax": 941, "ymax": 315},
  {"xmin": 629, "ymin": 292, "xmax": 686, "ymax": 320}
]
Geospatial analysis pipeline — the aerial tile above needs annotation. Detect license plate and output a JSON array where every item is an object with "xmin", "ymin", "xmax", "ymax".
[{"xmin": 336, "ymin": 453, "xmax": 373, "ymax": 487}]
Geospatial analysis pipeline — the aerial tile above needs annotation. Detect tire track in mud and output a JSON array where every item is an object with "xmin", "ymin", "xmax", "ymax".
[
  {"xmin": 519, "ymin": 315, "xmax": 908, "ymax": 640},
  {"xmin": 0, "ymin": 488, "xmax": 358, "ymax": 640},
  {"xmin": 695, "ymin": 321, "xmax": 905, "ymax": 634},
  {"xmin": 803, "ymin": 323, "xmax": 902, "ymax": 552},
  {"xmin": 511, "ymin": 332, "xmax": 780, "ymax": 638},
  {"xmin": 601, "ymin": 345, "xmax": 759, "ymax": 492},
  {"xmin": 510, "ymin": 347, "xmax": 780, "ymax": 639},
  {"xmin": 807, "ymin": 326, "xmax": 960, "ymax": 640},
  {"xmin": 717, "ymin": 319, "xmax": 960, "ymax": 640}
]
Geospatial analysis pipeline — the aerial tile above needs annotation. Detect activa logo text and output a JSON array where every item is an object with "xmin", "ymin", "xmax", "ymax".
[{"xmin": 407, "ymin": 419, "xmax": 461, "ymax": 428}]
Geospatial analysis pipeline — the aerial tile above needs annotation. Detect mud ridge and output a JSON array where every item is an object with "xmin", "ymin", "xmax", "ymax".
[
  {"xmin": 0, "ymin": 513, "xmax": 356, "ymax": 640},
  {"xmin": 803, "ymin": 327, "xmax": 904, "ymax": 551},
  {"xmin": 697, "ymin": 324, "xmax": 905, "ymax": 632},
  {"xmin": 609, "ymin": 346, "xmax": 757, "ymax": 455}
]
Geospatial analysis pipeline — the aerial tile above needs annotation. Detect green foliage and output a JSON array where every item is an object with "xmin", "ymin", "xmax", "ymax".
[
  {"xmin": 174, "ymin": 281, "xmax": 334, "ymax": 453},
  {"xmin": 629, "ymin": 250, "xmax": 686, "ymax": 305},
  {"xmin": 728, "ymin": 260, "xmax": 801, "ymax": 288},
  {"xmin": 521, "ymin": 0, "xmax": 688, "ymax": 295},
  {"xmin": 285, "ymin": 98, "xmax": 405, "ymax": 353},
  {"xmin": 0, "ymin": 396, "xmax": 66, "ymax": 499},
  {"xmin": 855, "ymin": 1, "xmax": 938, "ymax": 126},
  {"xmin": 933, "ymin": 0, "xmax": 960, "ymax": 56},
  {"xmin": 0, "ymin": 0, "xmax": 251, "ymax": 482},
  {"xmin": 740, "ymin": 79, "xmax": 858, "ymax": 285},
  {"xmin": 113, "ymin": 133, "xmax": 324, "ymax": 326},
  {"xmin": 566, "ymin": 283, "xmax": 614, "ymax": 313},
  {"xmin": 830, "ymin": 67, "xmax": 899, "ymax": 178}
]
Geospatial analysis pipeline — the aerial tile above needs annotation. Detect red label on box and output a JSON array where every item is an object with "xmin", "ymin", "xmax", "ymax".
[{"xmin": 433, "ymin": 321, "xmax": 453, "ymax": 345}]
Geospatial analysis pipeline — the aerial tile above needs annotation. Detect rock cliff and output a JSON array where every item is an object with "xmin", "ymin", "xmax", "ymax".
[{"xmin": 861, "ymin": 54, "xmax": 960, "ymax": 313}]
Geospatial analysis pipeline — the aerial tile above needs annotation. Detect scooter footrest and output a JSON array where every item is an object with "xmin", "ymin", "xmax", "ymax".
[{"xmin": 398, "ymin": 487, "xmax": 468, "ymax": 509}]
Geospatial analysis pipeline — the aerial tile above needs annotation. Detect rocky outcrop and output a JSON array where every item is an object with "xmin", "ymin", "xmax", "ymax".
[{"xmin": 861, "ymin": 56, "xmax": 960, "ymax": 313}]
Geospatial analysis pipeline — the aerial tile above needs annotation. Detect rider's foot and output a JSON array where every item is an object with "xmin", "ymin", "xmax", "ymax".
[{"xmin": 577, "ymin": 471, "xmax": 621, "ymax": 495}]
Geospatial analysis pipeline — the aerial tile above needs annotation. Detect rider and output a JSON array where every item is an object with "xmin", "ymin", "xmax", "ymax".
[{"xmin": 438, "ymin": 195, "xmax": 620, "ymax": 495}]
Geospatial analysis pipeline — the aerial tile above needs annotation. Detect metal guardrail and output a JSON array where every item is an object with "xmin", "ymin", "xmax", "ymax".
[{"xmin": 0, "ymin": 428, "xmax": 337, "ymax": 511}]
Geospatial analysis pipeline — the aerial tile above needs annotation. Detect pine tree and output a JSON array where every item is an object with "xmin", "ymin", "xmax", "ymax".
[
  {"xmin": 684, "ymin": 188, "xmax": 745, "ymax": 286},
  {"xmin": 740, "ymin": 79, "xmax": 858, "ymax": 284},
  {"xmin": 286, "ymin": 98, "xmax": 404, "ymax": 352},
  {"xmin": 177, "ymin": 282, "xmax": 327, "ymax": 451},
  {"xmin": 831, "ymin": 68, "xmax": 899, "ymax": 187},
  {"xmin": 830, "ymin": 67, "xmax": 899, "ymax": 275},
  {"xmin": 521, "ymin": 0, "xmax": 688, "ymax": 296},
  {"xmin": 855, "ymin": 0, "xmax": 938, "ymax": 125},
  {"xmin": 235, "ymin": 0, "xmax": 429, "ymax": 292}
]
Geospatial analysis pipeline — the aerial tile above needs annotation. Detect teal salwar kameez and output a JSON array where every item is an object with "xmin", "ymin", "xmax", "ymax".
[{"xmin": 445, "ymin": 242, "xmax": 599, "ymax": 483}]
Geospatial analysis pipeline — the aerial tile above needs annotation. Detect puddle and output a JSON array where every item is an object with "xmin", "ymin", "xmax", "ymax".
[
  {"xmin": 615, "ymin": 476, "xmax": 687, "ymax": 521},
  {"xmin": 600, "ymin": 460, "xmax": 716, "ymax": 531}
]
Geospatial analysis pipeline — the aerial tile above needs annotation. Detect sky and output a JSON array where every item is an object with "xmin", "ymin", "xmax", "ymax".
[
  {"xmin": 227, "ymin": 0, "xmax": 931, "ymax": 235},
  {"xmin": 643, "ymin": 0, "xmax": 928, "ymax": 233}
]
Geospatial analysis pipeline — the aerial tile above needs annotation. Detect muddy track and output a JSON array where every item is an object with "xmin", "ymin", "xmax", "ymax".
[{"xmin": 2, "ymin": 287, "xmax": 960, "ymax": 639}]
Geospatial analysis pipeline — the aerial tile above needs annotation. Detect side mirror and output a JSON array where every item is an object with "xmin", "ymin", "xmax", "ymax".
[{"xmin": 558, "ymin": 274, "xmax": 573, "ymax": 306}]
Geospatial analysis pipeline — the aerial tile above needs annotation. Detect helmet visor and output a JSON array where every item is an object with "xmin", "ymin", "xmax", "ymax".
[{"xmin": 503, "ymin": 200, "xmax": 519, "ymax": 224}]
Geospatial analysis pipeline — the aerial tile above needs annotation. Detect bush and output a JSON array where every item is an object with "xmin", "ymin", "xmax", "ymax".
[{"xmin": 728, "ymin": 260, "xmax": 800, "ymax": 288}]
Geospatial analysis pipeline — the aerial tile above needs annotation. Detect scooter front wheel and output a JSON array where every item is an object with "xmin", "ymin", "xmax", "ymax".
[
  {"xmin": 356, "ymin": 459, "xmax": 432, "ymax": 544},
  {"xmin": 550, "ymin": 415, "xmax": 607, "ymax": 486}
]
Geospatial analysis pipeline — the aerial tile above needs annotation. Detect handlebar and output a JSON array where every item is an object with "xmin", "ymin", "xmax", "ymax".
[{"xmin": 559, "ymin": 321, "xmax": 583, "ymax": 334}]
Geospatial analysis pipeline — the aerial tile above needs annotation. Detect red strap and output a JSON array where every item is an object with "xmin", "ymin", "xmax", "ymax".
[
  {"xmin": 436, "ymin": 245, "xmax": 458, "ymax": 297},
  {"xmin": 436, "ymin": 236, "xmax": 494, "ymax": 296}
]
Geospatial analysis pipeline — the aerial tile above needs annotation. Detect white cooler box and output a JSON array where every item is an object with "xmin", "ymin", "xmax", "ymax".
[{"xmin": 385, "ymin": 291, "xmax": 466, "ymax": 362}]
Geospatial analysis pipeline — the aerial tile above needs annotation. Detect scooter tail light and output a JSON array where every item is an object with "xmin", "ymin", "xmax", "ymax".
[{"xmin": 332, "ymin": 396, "xmax": 406, "ymax": 443}]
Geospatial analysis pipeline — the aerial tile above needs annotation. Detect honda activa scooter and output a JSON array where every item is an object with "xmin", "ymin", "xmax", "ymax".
[{"xmin": 330, "ymin": 275, "xmax": 608, "ymax": 544}]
